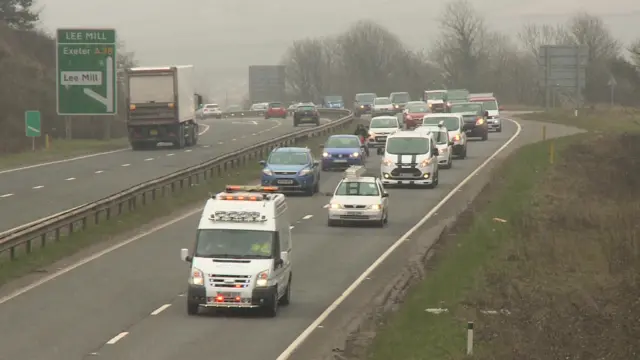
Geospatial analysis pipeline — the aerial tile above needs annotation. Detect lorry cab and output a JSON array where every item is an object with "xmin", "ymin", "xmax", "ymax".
[
  {"xmin": 380, "ymin": 131, "xmax": 439, "ymax": 188},
  {"xmin": 180, "ymin": 185, "xmax": 292, "ymax": 317}
]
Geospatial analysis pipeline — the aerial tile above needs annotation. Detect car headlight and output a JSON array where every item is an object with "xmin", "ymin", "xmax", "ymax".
[
  {"xmin": 323, "ymin": 152, "xmax": 330, "ymax": 157},
  {"xmin": 299, "ymin": 168, "xmax": 312, "ymax": 175},
  {"xmin": 189, "ymin": 267, "xmax": 205, "ymax": 286},
  {"xmin": 420, "ymin": 158, "xmax": 431, "ymax": 167},
  {"xmin": 256, "ymin": 270, "xmax": 269, "ymax": 287},
  {"xmin": 369, "ymin": 204, "xmax": 382, "ymax": 210},
  {"xmin": 360, "ymin": 105, "xmax": 364, "ymax": 108},
  {"xmin": 382, "ymin": 158, "xmax": 394, "ymax": 166},
  {"xmin": 262, "ymin": 168, "xmax": 273, "ymax": 176},
  {"xmin": 476, "ymin": 118, "xmax": 484, "ymax": 125},
  {"xmin": 330, "ymin": 203, "xmax": 342, "ymax": 209},
  {"xmin": 351, "ymin": 152, "xmax": 359, "ymax": 157}
]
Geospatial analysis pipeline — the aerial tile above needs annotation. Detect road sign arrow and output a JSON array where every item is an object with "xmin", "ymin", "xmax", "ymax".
[{"xmin": 83, "ymin": 55, "xmax": 114, "ymax": 112}]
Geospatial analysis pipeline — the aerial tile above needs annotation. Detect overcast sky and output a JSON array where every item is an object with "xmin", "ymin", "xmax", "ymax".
[{"xmin": 37, "ymin": 0, "xmax": 640, "ymax": 102}]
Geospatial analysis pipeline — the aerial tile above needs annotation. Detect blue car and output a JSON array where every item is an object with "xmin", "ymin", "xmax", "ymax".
[
  {"xmin": 323, "ymin": 95, "xmax": 344, "ymax": 109},
  {"xmin": 260, "ymin": 147, "xmax": 320, "ymax": 195},
  {"xmin": 320, "ymin": 135, "xmax": 366, "ymax": 171}
]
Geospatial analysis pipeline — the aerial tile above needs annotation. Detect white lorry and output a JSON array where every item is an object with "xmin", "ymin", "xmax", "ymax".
[{"xmin": 125, "ymin": 65, "xmax": 199, "ymax": 150}]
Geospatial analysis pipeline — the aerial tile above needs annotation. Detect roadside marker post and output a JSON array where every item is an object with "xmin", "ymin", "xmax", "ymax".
[
  {"xmin": 466, "ymin": 321, "xmax": 474, "ymax": 355},
  {"xmin": 25, "ymin": 110, "xmax": 41, "ymax": 151}
]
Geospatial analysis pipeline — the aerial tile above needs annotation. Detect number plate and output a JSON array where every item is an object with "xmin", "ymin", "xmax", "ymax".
[
  {"xmin": 149, "ymin": 129, "xmax": 158, "ymax": 135},
  {"xmin": 346, "ymin": 211, "xmax": 362, "ymax": 215},
  {"xmin": 400, "ymin": 173, "xmax": 414, "ymax": 177},
  {"xmin": 333, "ymin": 159, "xmax": 347, "ymax": 163},
  {"xmin": 277, "ymin": 179, "xmax": 294, "ymax": 184}
]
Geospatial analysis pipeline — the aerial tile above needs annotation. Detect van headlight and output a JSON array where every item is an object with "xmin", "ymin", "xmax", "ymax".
[
  {"xmin": 351, "ymin": 152, "xmax": 359, "ymax": 157},
  {"xmin": 189, "ymin": 267, "xmax": 205, "ymax": 286},
  {"xmin": 382, "ymin": 158, "xmax": 394, "ymax": 166},
  {"xmin": 330, "ymin": 203, "xmax": 342, "ymax": 209},
  {"xmin": 323, "ymin": 152, "xmax": 330, "ymax": 157},
  {"xmin": 256, "ymin": 270, "xmax": 270, "ymax": 287},
  {"xmin": 420, "ymin": 158, "xmax": 431, "ymax": 167},
  {"xmin": 369, "ymin": 204, "xmax": 382, "ymax": 210}
]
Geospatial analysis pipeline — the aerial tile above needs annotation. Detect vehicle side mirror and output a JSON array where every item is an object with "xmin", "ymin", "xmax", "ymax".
[
  {"xmin": 433, "ymin": 148, "xmax": 439, "ymax": 156},
  {"xmin": 382, "ymin": 192, "xmax": 389, "ymax": 198},
  {"xmin": 259, "ymin": 160, "xmax": 266, "ymax": 166},
  {"xmin": 280, "ymin": 251, "xmax": 289, "ymax": 263},
  {"xmin": 180, "ymin": 248, "xmax": 192, "ymax": 262},
  {"xmin": 483, "ymin": 111, "xmax": 489, "ymax": 117},
  {"xmin": 274, "ymin": 258, "xmax": 284, "ymax": 268},
  {"xmin": 449, "ymin": 141, "xmax": 454, "ymax": 146}
]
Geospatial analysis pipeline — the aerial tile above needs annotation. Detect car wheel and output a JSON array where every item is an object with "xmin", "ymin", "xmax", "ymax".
[
  {"xmin": 482, "ymin": 132, "xmax": 488, "ymax": 141},
  {"xmin": 327, "ymin": 218, "xmax": 337, "ymax": 227},
  {"xmin": 263, "ymin": 291, "xmax": 278, "ymax": 318}
]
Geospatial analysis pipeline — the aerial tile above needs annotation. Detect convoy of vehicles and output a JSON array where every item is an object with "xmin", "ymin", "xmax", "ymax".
[
  {"xmin": 293, "ymin": 103, "xmax": 320, "ymax": 126},
  {"xmin": 125, "ymin": 65, "xmax": 199, "ymax": 150},
  {"xmin": 260, "ymin": 147, "xmax": 320, "ymax": 195}
]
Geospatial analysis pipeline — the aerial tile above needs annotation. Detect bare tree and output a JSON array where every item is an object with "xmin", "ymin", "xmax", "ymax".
[
  {"xmin": 629, "ymin": 39, "xmax": 640, "ymax": 68},
  {"xmin": 282, "ymin": 38, "xmax": 329, "ymax": 102},
  {"xmin": 565, "ymin": 12, "xmax": 619, "ymax": 61},
  {"xmin": 517, "ymin": 23, "xmax": 570, "ymax": 59},
  {"xmin": 430, "ymin": 0, "xmax": 486, "ymax": 89}
]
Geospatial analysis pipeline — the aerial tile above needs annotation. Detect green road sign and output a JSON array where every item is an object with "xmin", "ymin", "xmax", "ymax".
[
  {"xmin": 25, "ymin": 111, "xmax": 41, "ymax": 137},
  {"xmin": 56, "ymin": 28, "xmax": 117, "ymax": 116}
]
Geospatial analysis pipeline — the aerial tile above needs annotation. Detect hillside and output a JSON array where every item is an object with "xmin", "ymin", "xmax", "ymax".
[{"xmin": 0, "ymin": 24, "xmax": 127, "ymax": 154}]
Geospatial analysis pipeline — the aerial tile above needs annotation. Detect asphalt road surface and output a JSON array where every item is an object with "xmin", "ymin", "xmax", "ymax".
[
  {"xmin": 0, "ymin": 117, "xmax": 581, "ymax": 360},
  {"xmin": 0, "ymin": 117, "xmax": 329, "ymax": 233}
]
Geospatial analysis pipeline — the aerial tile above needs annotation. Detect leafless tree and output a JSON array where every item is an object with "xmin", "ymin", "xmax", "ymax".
[
  {"xmin": 628, "ymin": 39, "xmax": 640, "ymax": 69},
  {"xmin": 282, "ymin": 38, "xmax": 329, "ymax": 102},
  {"xmin": 565, "ymin": 12, "xmax": 619, "ymax": 61},
  {"xmin": 517, "ymin": 23, "xmax": 570, "ymax": 59}
]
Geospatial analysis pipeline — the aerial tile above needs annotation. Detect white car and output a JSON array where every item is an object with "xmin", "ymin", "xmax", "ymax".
[
  {"xmin": 372, "ymin": 97, "xmax": 395, "ymax": 116},
  {"xmin": 201, "ymin": 103, "xmax": 222, "ymax": 119},
  {"xmin": 367, "ymin": 116, "xmax": 401, "ymax": 154},
  {"xmin": 415, "ymin": 124, "xmax": 453, "ymax": 168},
  {"xmin": 250, "ymin": 103, "xmax": 269, "ymax": 112},
  {"xmin": 380, "ymin": 130, "xmax": 440, "ymax": 188},
  {"xmin": 327, "ymin": 166, "xmax": 389, "ymax": 227},
  {"xmin": 420, "ymin": 113, "xmax": 467, "ymax": 159}
]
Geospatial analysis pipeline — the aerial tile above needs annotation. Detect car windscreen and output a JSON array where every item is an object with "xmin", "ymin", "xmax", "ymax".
[
  {"xmin": 450, "ymin": 103, "xmax": 481, "ymax": 113},
  {"xmin": 370, "ymin": 117, "xmax": 398, "ymax": 128},
  {"xmin": 407, "ymin": 104, "xmax": 428, "ymax": 113},
  {"xmin": 425, "ymin": 92, "xmax": 446, "ymax": 100},
  {"xmin": 325, "ymin": 137, "xmax": 360, "ymax": 148},
  {"xmin": 195, "ymin": 229, "xmax": 276, "ymax": 258},
  {"xmin": 356, "ymin": 94, "xmax": 375, "ymax": 102},
  {"xmin": 422, "ymin": 117, "xmax": 460, "ymax": 131},
  {"xmin": 386, "ymin": 137, "xmax": 430, "ymax": 155},
  {"xmin": 390, "ymin": 93, "xmax": 410, "ymax": 103},
  {"xmin": 471, "ymin": 100, "xmax": 497, "ymax": 110},
  {"xmin": 268, "ymin": 151, "xmax": 309, "ymax": 165},
  {"xmin": 334, "ymin": 181, "xmax": 380, "ymax": 196},
  {"xmin": 375, "ymin": 98, "xmax": 391, "ymax": 105}
]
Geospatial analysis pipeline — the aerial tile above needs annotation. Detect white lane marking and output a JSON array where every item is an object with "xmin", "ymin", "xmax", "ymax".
[
  {"xmin": 166, "ymin": 153, "xmax": 174, "ymax": 157},
  {"xmin": 106, "ymin": 332, "xmax": 129, "ymax": 345},
  {"xmin": 255, "ymin": 119, "xmax": 282, "ymax": 135},
  {"xmin": 95, "ymin": 170, "xmax": 104, "ymax": 174},
  {"xmin": 185, "ymin": 149, "xmax": 192, "ymax": 152},
  {"xmin": 251, "ymin": 121, "xmax": 258, "ymax": 125},
  {"xmin": 218, "ymin": 142, "xmax": 223, "ymax": 145},
  {"xmin": 275, "ymin": 119, "xmax": 523, "ymax": 360},
  {"xmin": 144, "ymin": 158, "xmax": 154, "ymax": 161},
  {"xmin": 0, "ymin": 148, "xmax": 128, "ymax": 175},
  {"xmin": 150, "ymin": 304, "xmax": 171, "ymax": 315},
  {"xmin": 289, "ymin": 226, "xmax": 295, "ymax": 229},
  {"xmin": 302, "ymin": 215, "xmax": 313, "ymax": 220},
  {"xmin": 33, "ymin": 186, "xmax": 44, "ymax": 189},
  {"xmin": 322, "ymin": 204, "xmax": 329, "ymax": 209},
  {"xmin": 203, "ymin": 145, "xmax": 210, "ymax": 148},
  {"xmin": 0, "ymin": 206, "xmax": 203, "ymax": 305},
  {"xmin": 232, "ymin": 138, "xmax": 236, "ymax": 141},
  {"xmin": 198, "ymin": 124, "xmax": 210, "ymax": 135},
  {"xmin": 65, "ymin": 177, "xmax": 75, "ymax": 181},
  {"xmin": 0, "ymin": 193, "xmax": 13, "ymax": 198},
  {"xmin": 252, "ymin": 133, "xmax": 257, "ymax": 136},
  {"xmin": 121, "ymin": 164, "xmax": 130, "ymax": 167}
]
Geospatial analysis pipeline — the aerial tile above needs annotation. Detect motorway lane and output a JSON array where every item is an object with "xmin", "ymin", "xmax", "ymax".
[
  {"xmin": 0, "ymin": 117, "xmax": 329, "ymax": 232},
  {"xmin": 0, "ymin": 121, "xmax": 519, "ymax": 360}
]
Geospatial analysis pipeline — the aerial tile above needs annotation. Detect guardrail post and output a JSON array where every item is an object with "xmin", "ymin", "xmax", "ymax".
[
  {"xmin": 82, "ymin": 216, "xmax": 87, "ymax": 230},
  {"xmin": 40, "ymin": 233, "xmax": 46, "ymax": 247},
  {"xmin": 94, "ymin": 211, "xmax": 100, "ymax": 225},
  {"xmin": 10, "ymin": 246, "xmax": 15, "ymax": 259},
  {"xmin": 118, "ymin": 202, "xmax": 123, "ymax": 215},
  {"xmin": 106, "ymin": 207, "xmax": 111, "ymax": 220},
  {"xmin": 26, "ymin": 238, "xmax": 32, "ymax": 254},
  {"xmin": 142, "ymin": 191, "xmax": 147, "ymax": 206},
  {"xmin": 68, "ymin": 222, "xmax": 74, "ymax": 234}
]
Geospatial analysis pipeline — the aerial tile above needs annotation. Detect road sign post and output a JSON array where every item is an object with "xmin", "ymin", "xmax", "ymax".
[
  {"xmin": 56, "ymin": 28, "xmax": 117, "ymax": 116},
  {"xmin": 25, "ymin": 110, "xmax": 41, "ymax": 151}
]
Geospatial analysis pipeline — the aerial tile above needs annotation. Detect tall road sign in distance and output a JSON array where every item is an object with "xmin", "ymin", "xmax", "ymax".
[
  {"xmin": 56, "ymin": 28, "xmax": 117, "ymax": 116},
  {"xmin": 538, "ymin": 45, "xmax": 588, "ymax": 109}
]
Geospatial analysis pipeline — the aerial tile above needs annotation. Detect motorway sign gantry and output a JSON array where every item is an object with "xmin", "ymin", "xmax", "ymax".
[
  {"xmin": 25, "ymin": 110, "xmax": 41, "ymax": 137},
  {"xmin": 56, "ymin": 28, "xmax": 117, "ymax": 116}
]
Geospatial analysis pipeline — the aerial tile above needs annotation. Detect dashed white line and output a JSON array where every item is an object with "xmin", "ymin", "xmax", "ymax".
[
  {"xmin": 33, "ymin": 185, "xmax": 44, "ymax": 189},
  {"xmin": 166, "ymin": 153, "xmax": 174, "ymax": 157},
  {"xmin": 232, "ymin": 138, "xmax": 236, "ymax": 141},
  {"xmin": 121, "ymin": 164, "xmax": 130, "ymax": 167},
  {"xmin": 203, "ymin": 145, "xmax": 210, "ymax": 148},
  {"xmin": 106, "ymin": 332, "xmax": 129, "ymax": 345},
  {"xmin": 217, "ymin": 141, "xmax": 223, "ymax": 145},
  {"xmin": 65, "ymin": 177, "xmax": 75, "ymax": 181},
  {"xmin": 198, "ymin": 124, "xmax": 210, "ymax": 135},
  {"xmin": 322, "ymin": 204, "xmax": 329, "ymax": 208},
  {"xmin": 252, "ymin": 133, "xmax": 257, "ymax": 136},
  {"xmin": 0, "ymin": 193, "xmax": 13, "ymax": 198},
  {"xmin": 185, "ymin": 149, "xmax": 192, "ymax": 152},
  {"xmin": 144, "ymin": 158, "xmax": 154, "ymax": 161},
  {"xmin": 289, "ymin": 225, "xmax": 295, "ymax": 229},
  {"xmin": 95, "ymin": 170, "xmax": 104, "ymax": 174},
  {"xmin": 150, "ymin": 304, "xmax": 171, "ymax": 315},
  {"xmin": 302, "ymin": 215, "xmax": 313, "ymax": 220}
]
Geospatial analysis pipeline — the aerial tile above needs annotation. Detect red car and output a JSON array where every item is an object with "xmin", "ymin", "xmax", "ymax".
[
  {"xmin": 403, "ymin": 103, "xmax": 430, "ymax": 129},
  {"xmin": 265, "ymin": 102, "xmax": 287, "ymax": 119}
]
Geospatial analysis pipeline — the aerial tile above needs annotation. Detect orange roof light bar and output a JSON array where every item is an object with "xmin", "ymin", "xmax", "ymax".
[{"xmin": 225, "ymin": 185, "xmax": 279, "ymax": 193}]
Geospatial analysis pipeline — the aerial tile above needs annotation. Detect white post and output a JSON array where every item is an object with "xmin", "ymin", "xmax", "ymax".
[
  {"xmin": 574, "ymin": 109, "xmax": 578, "ymax": 117},
  {"xmin": 466, "ymin": 321, "xmax": 474, "ymax": 355},
  {"xmin": 32, "ymin": 137, "xmax": 35, "ymax": 151}
]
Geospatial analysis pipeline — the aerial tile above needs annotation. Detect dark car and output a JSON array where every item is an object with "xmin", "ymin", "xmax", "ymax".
[
  {"xmin": 293, "ymin": 104, "xmax": 320, "ymax": 126},
  {"xmin": 353, "ymin": 93, "xmax": 376, "ymax": 117},
  {"xmin": 448, "ymin": 102, "xmax": 489, "ymax": 140}
]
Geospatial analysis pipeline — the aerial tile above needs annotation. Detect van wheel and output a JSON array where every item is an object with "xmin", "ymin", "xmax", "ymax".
[
  {"xmin": 187, "ymin": 302, "xmax": 199, "ymax": 316},
  {"xmin": 263, "ymin": 291, "xmax": 278, "ymax": 317},
  {"xmin": 279, "ymin": 277, "xmax": 291, "ymax": 306},
  {"xmin": 482, "ymin": 132, "xmax": 488, "ymax": 141}
]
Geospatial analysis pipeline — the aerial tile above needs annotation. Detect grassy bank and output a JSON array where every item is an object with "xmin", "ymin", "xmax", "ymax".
[
  {"xmin": 368, "ymin": 131, "xmax": 640, "ymax": 359},
  {"xmin": 0, "ymin": 124, "xmax": 357, "ymax": 287},
  {"xmin": 0, "ymin": 138, "xmax": 129, "ymax": 170},
  {"xmin": 519, "ymin": 106, "xmax": 640, "ymax": 132}
]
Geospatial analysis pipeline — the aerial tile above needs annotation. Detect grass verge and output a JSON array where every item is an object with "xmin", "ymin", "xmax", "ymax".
[
  {"xmin": 0, "ymin": 124, "xmax": 357, "ymax": 287},
  {"xmin": 368, "ymin": 134, "xmax": 584, "ymax": 359},
  {"xmin": 519, "ymin": 106, "xmax": 640, "ymax": 133},
  {"xmin": 0, "ymin": 138, "xmax": 130, "ymax": 171}
]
